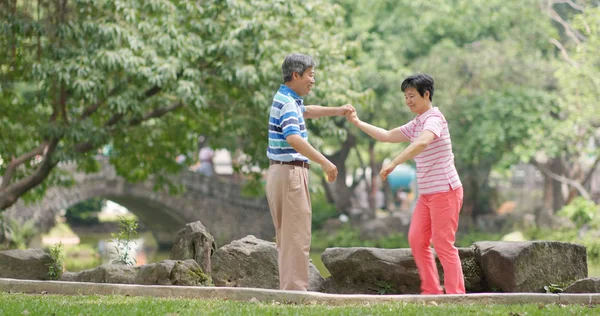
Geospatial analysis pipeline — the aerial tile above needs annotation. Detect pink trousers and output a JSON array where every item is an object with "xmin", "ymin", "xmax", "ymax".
[{"xmin": 408, "ymin": 186, "xmax": 465, "ymax": 294}]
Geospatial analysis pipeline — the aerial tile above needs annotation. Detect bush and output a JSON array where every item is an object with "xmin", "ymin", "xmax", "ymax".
[
  {"xmin": 557, "ymin": 197, "xmax": 599, "ymax": 229},
  {"xmin": 65, "ymin": 198, "xmax": 104, "ymax": 226},
  {"xmin": 311, "ymin": 191, "xmax": 338, "ymax": 230}
]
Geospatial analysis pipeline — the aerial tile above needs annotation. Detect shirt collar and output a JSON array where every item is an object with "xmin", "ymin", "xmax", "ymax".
[
  {"xmin": 415, "ymin": 106, "xmax": 438, "ymax": 123},
  {"xmin": 278, "ymin": 84, "xmax": 302, "ymax": 101}
]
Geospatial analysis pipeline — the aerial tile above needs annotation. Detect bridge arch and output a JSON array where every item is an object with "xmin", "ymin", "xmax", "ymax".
[{"xmin": 3, "ymin": 160, "xmax": 274, "ymax": 247}]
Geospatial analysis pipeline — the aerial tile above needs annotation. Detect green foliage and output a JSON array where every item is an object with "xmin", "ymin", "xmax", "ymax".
[
  {"xmin": 46, "ymin": 243, "xmax": 64, "ymax": 280},
  {"xmin": 558, "ymin": 197, "xmax": 599, "ymax": 229},
  {"xmin": 311, "ymin": 191, "xmax": 338, "ymax": 230},
  {"xmin": 544, "ymin": 283, "xmax": 564, "ymax": 294},
  {"xmin": 311, "ymin": 225, "xmax": 409, "ymax": 252},
  {"xmin": 373, "ymin": 280, "xmax": 396, "ymax": 295},
  {"xmin": 110, "ymin": 216, "xmax": 138, "ymax": 266},
  {"xmin": 0, "ymin": 0, "xmax": 361, "ymax": 208},
  {"xmin": 65, "ymin": 198, "xmax": 104, "ymax": 226},
  {"xmin": 0, "ymin": 215, "xmax": 37, "ymax": 250}
]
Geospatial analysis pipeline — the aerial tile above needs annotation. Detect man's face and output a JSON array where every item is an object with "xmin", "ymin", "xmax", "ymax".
[
  {"xmin": 293, "ymin": 67, "xmax": 315, "ymax": 96},
  {"xmin": 404, "ymin": 87, "xmax": 429, "ymax": 114}
]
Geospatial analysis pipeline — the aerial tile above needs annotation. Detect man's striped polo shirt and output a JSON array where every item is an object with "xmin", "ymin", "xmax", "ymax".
[{"xmin": 266, "ymin": 84, "xmax": 309, "ymax": 162}]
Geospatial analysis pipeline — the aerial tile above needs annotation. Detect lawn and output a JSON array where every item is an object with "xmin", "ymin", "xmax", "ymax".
[{"xmin": 0, "ymin": 292, "xmax": 596, "ymax": 316}]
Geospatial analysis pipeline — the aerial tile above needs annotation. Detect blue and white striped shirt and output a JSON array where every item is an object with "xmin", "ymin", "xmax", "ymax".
[{"xmin": 266, "ymin": 85, "xmax": 309, "ymax": 162}]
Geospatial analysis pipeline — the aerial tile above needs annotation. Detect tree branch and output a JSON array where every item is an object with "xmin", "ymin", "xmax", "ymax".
[
  {"xmin": 532, "ymin": 160, "xmax": 591, "ymax": 200},
  {"xmin": 0, "ymin": 139, "xmax": 59, "ymax": 210},
  {"xmin": 552, "ymin": 0, "xmax": 584, "ymax": 11},
  {"xmin": 582, "ymin": 154, "xmax": 600, "ymax": 188},
  {"xmin": 129, "ymin": 101, "xmax": 183, "ymax": 126},
  {"xmin": 546, "ymin": 1, "xmax": 586, "ymax": 44},
  {"xmin": 549, "ymin": 38, "xmax": 579, "ymax": 68},
  {"xmin": 75, "ymin": 101, "xmax": 184, "ymax": 153},
  {"xmin": 351, "ymin": 145, "xmax": 370, "ymax": 191},
  {"xmin": 0, "ymin": 142, "xmax": 48, "ymax": 189}
]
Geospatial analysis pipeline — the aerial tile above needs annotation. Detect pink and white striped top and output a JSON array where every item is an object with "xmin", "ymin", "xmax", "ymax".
[{"xmin": 400, "ymin": 107, "xmax": 462, "ymax": 195}]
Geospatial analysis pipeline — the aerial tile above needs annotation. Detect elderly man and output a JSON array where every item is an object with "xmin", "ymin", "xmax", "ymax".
[{"xmin": 266, "ymin": 53, "xmax": 354, "ymax": 291}]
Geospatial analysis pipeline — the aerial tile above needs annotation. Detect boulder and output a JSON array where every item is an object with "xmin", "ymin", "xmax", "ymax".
[
  {"xmin": 0, "ymin": 249, "xmax": 53, "ymax": 280},
  {"xmin": 320, "ymin": 247, "xmax": 484, "ymax": 294},
  {"xmin": 211, "ymin": 235, "xmax": 324, "ymax": 291},
  {"xmin": 170, "ymin": 221, "xmax": 216, "ymax": 277},
  {"xmin": 59, "ymin": 259, "xmax": 209, "ymax": 286},
  {"xmin": 474, "ymin": 241, "xmax": 587, "ymax": 292},
  {"xmin": 563, "ymin": 278, "xmax": 600, "ymax": 293},
  {"xmin": 59, "ymin": 264, "xmax": 139, "ymax": 284},
  {"xmin": 135, "ymin": 259, "xmax": 209, "ymax": 286}
]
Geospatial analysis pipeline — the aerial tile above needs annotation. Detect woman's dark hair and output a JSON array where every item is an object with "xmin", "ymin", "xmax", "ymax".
[{"xmin": 401, "ymin": 74, "xmax": 434, "ymax": 102}]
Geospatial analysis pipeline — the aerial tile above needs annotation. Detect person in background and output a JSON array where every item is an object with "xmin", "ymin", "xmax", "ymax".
[{"xmin": 197, "ymin": 136, "xmax": 215, "ymax": 177}]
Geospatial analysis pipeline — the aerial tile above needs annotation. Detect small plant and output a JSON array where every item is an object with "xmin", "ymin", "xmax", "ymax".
[
  {"xmin": 373, "ymin": 280, "xmax": 396, "ymax": 295},
  {"xmin": 544, "ymin": 283, "xmax": 564, "ymax": 294},
  {"xmin": 110, "ymin": 216, "xmax": 138, "ymax": 266},
  {"xmin": 46, "ymin": 242, "xmax": 64, "ymax": 280}
]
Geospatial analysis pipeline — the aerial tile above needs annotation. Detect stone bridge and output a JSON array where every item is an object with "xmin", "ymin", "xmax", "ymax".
[{"xmin": 3, "ymin": 159, "xmax": 274, "ymax": 247}]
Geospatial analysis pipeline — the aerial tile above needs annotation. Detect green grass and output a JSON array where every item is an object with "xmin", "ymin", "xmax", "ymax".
[{"xmin": 0, "ymin": 293, "xmax": 596, "ymax": 316}]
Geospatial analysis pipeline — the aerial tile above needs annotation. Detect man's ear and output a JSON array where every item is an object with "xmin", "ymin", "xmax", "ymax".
[
  {"xmin": 424, "ymin": 90, "xmax": 430, "ymax": 101},
  {"xmin": 292, "ymin": 71, "xmax": 300, "ymax": 80}
]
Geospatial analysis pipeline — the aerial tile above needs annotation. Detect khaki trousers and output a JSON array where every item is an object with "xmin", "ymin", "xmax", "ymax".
[{"xmin": 265, "ymin": 164, "xmax": 312, "ymax": 291}]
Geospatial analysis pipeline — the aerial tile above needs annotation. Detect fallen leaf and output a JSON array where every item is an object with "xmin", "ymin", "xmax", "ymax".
[{"xmin": 249, "ymin": 297, "xmax": 260, "ymax": 303}]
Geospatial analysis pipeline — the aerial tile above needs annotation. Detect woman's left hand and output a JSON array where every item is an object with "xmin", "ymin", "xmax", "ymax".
[{"xmin": 379, "ymin": 163, "xmax": 396, "ymax": 181}]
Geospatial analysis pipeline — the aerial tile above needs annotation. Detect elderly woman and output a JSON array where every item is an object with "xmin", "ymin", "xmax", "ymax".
[{"xmin": 346, "ymin": 74, "xmax": 464, "ymax": 294}]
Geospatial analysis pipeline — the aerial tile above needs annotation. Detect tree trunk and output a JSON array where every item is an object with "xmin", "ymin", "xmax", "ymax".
[
  {"xmin": 462, "ymin": 164, "xmax": 494, "ymax": 221},
  {"xmin": 323, "ymin": 133, "xmax": 357, "ymax": 214}
]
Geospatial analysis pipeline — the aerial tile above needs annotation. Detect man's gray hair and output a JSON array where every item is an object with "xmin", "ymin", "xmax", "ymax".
[{"xmin": 281, "ymin": 53, "xmax": 316, "ymax": 83}]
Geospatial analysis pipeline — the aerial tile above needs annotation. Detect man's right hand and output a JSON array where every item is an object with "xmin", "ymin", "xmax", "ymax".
[{"xmin": 321, "ymin": 160, "xmax": 338, "ymax": 182}]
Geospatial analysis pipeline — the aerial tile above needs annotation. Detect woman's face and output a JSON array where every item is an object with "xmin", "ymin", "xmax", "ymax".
[{"xmin": 404, "ymin": 87, "xmax": 430, "ymax": 115}]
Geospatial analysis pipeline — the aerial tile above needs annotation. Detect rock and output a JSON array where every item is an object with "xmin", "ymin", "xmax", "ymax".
[
  {"xmin": 170, "ymin": 259, "xmax": 210, "ymax": 286},
  {"xmin": 135, "ymin": 261, "xmax": 176, "ymax": 285},
  {"xmin": 136, "ymin": 260, "xmax": 209, "ymax": 286},
  {"xmin": 474, "ymin": 241, "xmax": 587, "ymax": 292},
  {"xmin": 321, "ymin": 247, "xmax": 419, "ymax": 294},
  {"xmin": 563, "ymin": 278, "xmax": 600, "ymax": 293},
  {"xmin": 0, "ymin": 249, "xmax": 53, "ymax": 280},
  {"xmin": 211, "ymin": 235, "xmax": 324, "ymax": 291},
  {"xmin": 61, "ymin": 264, "xmax": 139, "ymax": 284},
  {"xmin": 60, "ymin": 259, "xmax": 209, "ymax": 286},
  {"xmin": 170, "ymin": 221, "xmax": 216, "ymax": 277},
  {"xmin": 320, "ymin": 247, "xmax": 484, "ymax": 294}
]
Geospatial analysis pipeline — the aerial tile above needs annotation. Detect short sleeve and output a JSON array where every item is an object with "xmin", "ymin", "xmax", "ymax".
[
  {"xmin": 280, "ymin": 101, "xmax": 301, "ymax": 139},
  {"xmin": 423, "ymin": 115, "xmax": 444, "ymax": 138},
  {"xmin": 399, "ymin": 120, "xmax": 416, "ymax": 140}
]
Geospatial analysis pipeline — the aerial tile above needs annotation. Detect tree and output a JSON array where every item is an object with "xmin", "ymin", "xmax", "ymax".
[
  {"xmin": 517, "ymin": 1, "xmax": 600, "ymax": 225},
  {"xmin": 0, "ymin": 0, "xmax": 360, "ymax": 210},
  {"xmin": 335, "ymin": 0, "xmax": 559, "ymax": 218}
]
